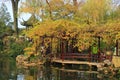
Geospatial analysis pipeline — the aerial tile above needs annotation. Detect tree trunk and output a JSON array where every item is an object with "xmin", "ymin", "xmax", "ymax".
[
  {"xmin": 73, "ymin": 0, "xmax": 78, "ymax": 8},
  {"xmin": 11, "ymin": 0, "xmax": 19, "ymax": 35}
]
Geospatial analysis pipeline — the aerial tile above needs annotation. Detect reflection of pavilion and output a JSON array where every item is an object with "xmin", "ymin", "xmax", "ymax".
[{"xmin": 51, "ymin": 66, "xmax": 101, "ymax": 80}]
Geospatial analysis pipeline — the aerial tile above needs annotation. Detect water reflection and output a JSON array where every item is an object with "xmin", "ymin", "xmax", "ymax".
[
  {"xmin": 51, "ymin": 67, "xmax": 98, "ymax": 80},
  {"xmin": 17, "ymin": 73, "xmax": 24, "ymax": 80},
  {"xmin": 0, "ymin": 57, "xmax": 16, "ymax": 80},
  {"xmin": 0, "ymin": 58, "xmax": 120, "ymax": 80}
]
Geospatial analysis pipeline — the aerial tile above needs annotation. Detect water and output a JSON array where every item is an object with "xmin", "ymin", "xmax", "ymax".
[{"xmin": 0, "ymin": 57, "xmax": 120, "ymax": 80}]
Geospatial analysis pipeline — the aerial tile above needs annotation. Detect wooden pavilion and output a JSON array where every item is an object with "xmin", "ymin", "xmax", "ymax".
[
  {"xmin": 40, "ymin": 35, "xmax": 113, "ymax": 68},
  {"xmin": 20, "ymin": 15, "xmax": 38, "ymax": 30}
]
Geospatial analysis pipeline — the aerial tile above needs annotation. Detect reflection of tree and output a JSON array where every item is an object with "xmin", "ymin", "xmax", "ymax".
[
  {"xmin": 0, "ymin": 58, "xmax": 16, "ymax": 80},
  {"xmin": 1, "ymin": 58, "xmax": 119, "ymax": 80},
  {"xmin": 37, "ymin": 66, "xmax": 44, "ymax": 79},
  {"xmin": 50, "ymin": 67, "xmax": 104, "ymax": 80},
  {"xmin": 16, "ymin": 65, "xmax": 45, "ymax": 80},
  {"xmin": 44, "ymin": 65, "xmax": 52, "ymax": 80}
]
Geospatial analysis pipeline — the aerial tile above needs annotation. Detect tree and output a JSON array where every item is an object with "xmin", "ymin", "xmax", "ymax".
[
  {"xmin": 19, "ymin": 0, "xmax": 81, "ymax": 21},
  {"xmin": 0, "ymin": 3, "xmax": 13, "ymax": 37},
  {"xmin": 21, "ymin": 0, "xmax": 120, "ymax": 52},
  {"xmin": 11, "ymin": 0, "xmax": 20, "ymax": 35},
  {"xmin": 46, "ymin": 0, "xmax": 75, "ymax": 20},
  {"xmin": 110, "ymin": 4, "xmax": 120, "ymax": 21},
  {"xmin": 78, "ymin": 0, "xmax": 111, "ymax": 24},
  {"xmin": 19, "ymin": 0, "xmax": 43, "ymax": 19},
  {"xmin": 0, "ymin": 3, "xmax": 11, "ymax": 25},
  {"xmin": 23, "ymin": 19, "xmax": 84, "ymax": 53},
  {"xmin": 0, "ymin": 3, "xmax": 13, "ymax": 55}
]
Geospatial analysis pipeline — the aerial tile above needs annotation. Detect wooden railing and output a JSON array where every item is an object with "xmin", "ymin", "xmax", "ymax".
[
  {"xmin": 60, "ymin": 53, "xmax": 91, "ymax": 61},
  {"xmin": 57, "ymin": 53, "xmax": 112, "ymax": 62}
]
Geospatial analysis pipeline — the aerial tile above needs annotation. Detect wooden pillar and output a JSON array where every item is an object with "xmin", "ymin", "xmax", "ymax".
[
  {"xmin": 60, "ymin": 39, "xmax": 64, "ymax": 60},
  {"xmin": 60, "ymin": 39, "xmax": 62, "ymax": 58},
  {"xmin": 66, "ymin": 41, "xmax": 68, "ymax": 53},
  {"xmin": 98, "ymin": 36, "xmax": 101, "ymax": 51},
  {"xmin": 61, "ymin": 40, "xmax": 64, "ymax": 61},
  {"xmin": 41, "ymin": 36, "xmax": 44, "ymax": 46},
  {"xmin": 89, "ymin": 52, "xmax": 92, "ymax": 62},
  {"xmin": 116, "ymin": 40, "xmax": 119, "ymax": 56},
  {"xmin": 89, "ymin": 64, "xmax": 92, "ymax": 71},
  {"xmin": 51, "ymin": 37, "xmax": 53, "ymax": 53},
  {"xmin": 57, "ymin": 39, "xmax": 60, "ymax": 53},
  {"xmin": 72, "ymin": 38, "xmax": 74, "ymax": 53},
  {"xmin": 98, "ymin": 36, "xmax": 101, "ymax": 62}
]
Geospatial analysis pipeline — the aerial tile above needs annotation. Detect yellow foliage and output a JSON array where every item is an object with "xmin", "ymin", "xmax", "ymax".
[
  {"xmin": 19, "ymin": 0, "xmax": 42, "ymax": 16},
  {"xmin": 24, "ymin": 47, "xmax": 35, "ymax": 51},
  {"xmin": 25, "ymin": 75, "xmax": 34, "ymax": 80},
  {"xmin": 24, "ymin": 47, "xmax": 35, "ymax": 56},
  {"xmin": 23, "ymin": 18, "xmax": 120, "ymax": 52},
  {"xmin": 80, "ymin": 0, "xmax": 110, "ymax": 24}
]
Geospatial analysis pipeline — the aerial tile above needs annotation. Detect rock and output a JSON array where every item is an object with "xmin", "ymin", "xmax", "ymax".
[
  {"xmin": 97, "ymin": 59, "xmax": 117, "ymax": 78},
  {"xmin": 103, "ymin": 59, "xmax": 113, "ymax": 67},
  {"xmin": 105, "ymin": 51, "xmax": 113, "ymax": 56}
]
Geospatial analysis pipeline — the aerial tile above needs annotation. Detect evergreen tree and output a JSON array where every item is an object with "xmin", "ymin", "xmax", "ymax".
[{"xmin": 0, "ymin": 3, "xmax": 13, "ymax": 37}]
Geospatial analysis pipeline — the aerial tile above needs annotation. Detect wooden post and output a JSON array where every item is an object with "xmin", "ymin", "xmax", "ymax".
[
  {"xmin": 62, "ymin": 40, "xmax": 64, "ymax": 61},
  {"xmin": 89, "ymin": 64, "xmax": 92, "ymax": 71},
  {"xmin": 72, "ymin": 38, "xmax": 74, "ymax": 53},
  {"xmin": 98, "ymin": 36, "xmax": 101, "ymax": 51},
  {"xmin": 60, "ymin": 39, "xmax": 62, "ymax": 59},
  {"xmin": 51, "ymin": 37, "xmax": 53, "ymax": 53},
  {"xmin": 116, "ymin": 40, "xmax": 119, "ymax": 56},
  {"xmin": 89, "ymin": 52, "xmax": 92, "ymax": 62},
  {"xmin": 57, "ymin": 39, "xmax": 60, "ymax": 58},
  {"xmin": 98, "ymin": 36, "xmax": 101, "ymax": 62},
  {"xmin": 66, "ymin": 41, "xmax": 68, "ymax": 53}
]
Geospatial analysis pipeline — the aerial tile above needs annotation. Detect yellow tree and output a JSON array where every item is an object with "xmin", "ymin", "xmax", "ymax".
[
  {"xmin": 78, "ymin": 0, "xmax": 111, "ymax": 24},
  {"xmin": 23, "ymin": 19, "xmax": 120, "ymax": 53},
  {"xmin": 19, "ymin": 0, "xmax": 43, "ymax": 19},
  {"xmin": 46, "ymin": 0, "xmax": 76, "ymax": 20},
  {"xmin": 76, "ymin": 21, "xmax": 120, "ymax": 51},
  {"xmin": 23, "ymin": 19, "xmax": 81, "ymax": 54},
  {"xmin": 21, "ymin": 0, "xmax": 120, "ymax": 53}
]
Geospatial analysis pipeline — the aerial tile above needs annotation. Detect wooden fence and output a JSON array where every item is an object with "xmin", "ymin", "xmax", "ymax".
[{"xmin": 57, "ymin": 53, "xmax": 112, "ymax": 62}]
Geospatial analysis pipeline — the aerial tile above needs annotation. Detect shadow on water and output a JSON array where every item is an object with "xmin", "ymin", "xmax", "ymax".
[
  {"xmin": 0, "ymin": 57, "xmax": 17, "ymax": 80},
  {"xmin": 0, "ymin": 57, "xmax": 120, "ymax": 80}
]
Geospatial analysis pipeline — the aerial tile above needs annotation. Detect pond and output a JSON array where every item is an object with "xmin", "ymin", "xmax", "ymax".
[{"xmin": 0, "ymin": 57, "xmax": 120, "ymax": 80}]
